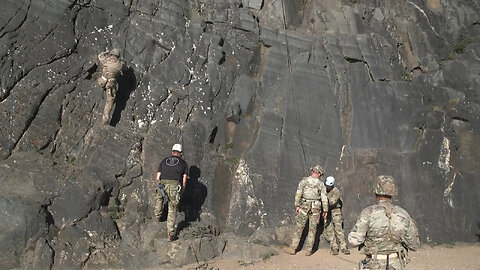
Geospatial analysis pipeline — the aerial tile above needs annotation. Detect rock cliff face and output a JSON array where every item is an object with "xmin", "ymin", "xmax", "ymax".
[{"xmin": 1, "ymin": 0, "xmax": 479, "ymax": 268}]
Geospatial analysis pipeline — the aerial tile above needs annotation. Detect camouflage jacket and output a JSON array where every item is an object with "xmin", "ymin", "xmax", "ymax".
[
  {"xmin": 348, "ymin": 199, "xmax": 420, "ymax": 255},
  {"xmin": 326, "ymin": 186, "xmax": 343, "ymax": 214},
  {"xmin": 295, "ymin": 176, "xmax": 328, "ymax": 211},
  {"xmin": 98, "ymin": 52, "xmax": 124, "ymax": 80}
]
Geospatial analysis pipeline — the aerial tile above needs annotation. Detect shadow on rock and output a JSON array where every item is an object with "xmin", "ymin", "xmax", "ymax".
[
  {"xmin": 111, "ymin": 66, "xmax": 136, "ymax": 127},
  {"xmin": 178, "ymin": 165, "xmax": 207, "ymax": 232}
]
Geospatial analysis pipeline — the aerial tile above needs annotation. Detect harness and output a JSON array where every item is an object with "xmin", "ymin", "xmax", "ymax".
[{"xmin": 367, "ymin": 203, "xmax": 405, "ymax": 270}]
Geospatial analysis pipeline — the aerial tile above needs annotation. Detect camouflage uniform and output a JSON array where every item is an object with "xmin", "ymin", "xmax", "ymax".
[
  {"xmin": 348, "ymin": 175, "xmax": 420, "ymax": 270},
  {"xmin": 324, "ymin": 186, "xmax": 348, "ymax": 253},
  {"xmin": 97, "ymin": 49, "xmax": 124, "ymax": 125},
  {"xmin": 288, "ymin": 166, "xmax": 329, "ymax": 255},
  {"xmin": 155, "ymin": 179, "xmax": 181, "ymax": 237}
]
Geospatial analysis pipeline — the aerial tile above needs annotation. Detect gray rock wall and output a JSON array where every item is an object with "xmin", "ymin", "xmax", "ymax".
[{"xmin": 1, "ymin": 0, "xmax": 479, "ymax": 268}]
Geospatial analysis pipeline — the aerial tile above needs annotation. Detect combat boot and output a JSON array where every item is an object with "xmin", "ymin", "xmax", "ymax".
[
  {"xmin": 341, "ymin": 248, "xmax": 350, "ymax": 255},
  {"xmin": 305, "ymin": 250, "xmax": 313, "ymax": 256},
  {"xmin": 331, "ymin": 248, "xmax": 339, "ymax": 255},
  {"xmin": 282, "ymin": 246, "xmax": 296, "ymax": 255}
]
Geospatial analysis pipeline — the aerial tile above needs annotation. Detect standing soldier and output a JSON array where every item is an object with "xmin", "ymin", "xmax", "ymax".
[
  {"xmin": 155, "ymin": 144, "xmax": 188, "ymax": 241},
  {"xmin": 97, "ymin": 48, "xmax": 124, "ymax": 125},
  {"xmin": 284, "ymin": 165, "xmax": 329, "ymax": 256},
  {"xmin": 348, "ymin": 175, "xmax": 420, "ymax": 269},
  {"xmin": 323, "ymin": 176, "xmax": 350, "ymax": 255}
]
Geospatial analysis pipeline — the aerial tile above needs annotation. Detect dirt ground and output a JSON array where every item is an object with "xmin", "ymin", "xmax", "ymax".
[{"xmin": 181, "ymin": 243, "xmax": 480, "ymax": 270}]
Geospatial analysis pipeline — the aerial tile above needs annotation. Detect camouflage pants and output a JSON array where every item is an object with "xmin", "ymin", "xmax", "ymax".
[
  {"xmin": 363, "ymin": 256, "xmax": 403, "ymax": 270},
  {"xmin": 290, "ymin": 200, "xmax": 322, "ymax": 252},
  {"xmin": 154, "ymin": 180, "xmax": 181, "ymax": 237},
  {"xmin": 97, "ymin": 76, "xmax": 117, "ymax": 124},
  {"xmin": 102, "ymin": 84, "xmax": 116, "ymax": 124},
  {"xmin": 323, "ymin": 209, "xmax": 347, "ymax": 250}
]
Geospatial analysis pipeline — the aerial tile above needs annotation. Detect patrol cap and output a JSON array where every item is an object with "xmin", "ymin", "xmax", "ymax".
[
  {"xmin": 372, "ymin": 175, "xmax": 398, "ymax": 197},
  {"xmin": 325, "ymin": 176, "xmax": 335, "ymax": 187},
  {"xmin": 172, "ymin": 143, "xmax": 182, "ymax": 152},
  {"xmin": 309, "ymin": 165, "xmax": 324, "ymax": 175},
  {"xmin": 110, "ymin": 48, "xmax": 120, "ymax": 57}
]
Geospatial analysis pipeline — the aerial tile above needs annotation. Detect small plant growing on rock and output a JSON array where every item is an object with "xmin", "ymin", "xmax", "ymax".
[
  {"xmin": 107, "ymin": 206, "xmax": 124, "ymax": 220},
  {"xmin": 238, "ymin": 260, "xmax": 249, "ymax": 266},
  {"xmin": 231, "ymin": 157, "xmax": 240, "ymax": 165},
  {"xmin": 444, "ymin": 243, "xmax": 455, "ymax": 248},
  {"xmin": 454, "ymin": 37, "xmax": 473, "ymax": 53},
  {"xmin": 440, "ymin": 36, "xmax": 474, "ymax": 68},
  {"xmin": 402, "ymin": 71, "xmax": 413, "ymax": 81},
  {"xmin": 65, "ymin": 155, "xmax": 76, "ymax": 165},
  {"xmin": 253, "ymin": 239, "xmax": 263, "ymax": 245},
  {"xmin": 262, "ymin": 252, "xmax": 274, "ymax": 261}
]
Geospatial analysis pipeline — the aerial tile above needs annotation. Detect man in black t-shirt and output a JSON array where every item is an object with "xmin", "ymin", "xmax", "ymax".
[{"xmin": 154, "ymin": 143, "xmax": 188, "ymax": 241}]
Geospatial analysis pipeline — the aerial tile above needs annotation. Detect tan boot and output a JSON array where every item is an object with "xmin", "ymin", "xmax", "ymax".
[
  {"xmin": 305, "ymin": 250, "xmax": 313, "ymax": 256},
  {"xmin": 282, "ymin": 246, "xmax": 296, "ymax": 255},
  {"xmin": 341, "ymin": 248, "xmax": 350, "ymax": 255}
]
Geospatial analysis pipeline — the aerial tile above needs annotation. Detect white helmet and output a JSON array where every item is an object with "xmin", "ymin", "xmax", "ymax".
[
  {"xmin": 172, "ymin": 143, "xmax": 183, "ymax": 152},
  {"xmin": 325, "ymin": 176, "xmax": 335, "ymax": 187}
]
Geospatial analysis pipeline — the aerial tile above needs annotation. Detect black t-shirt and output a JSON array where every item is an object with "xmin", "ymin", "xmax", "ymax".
[{"xmin": 158, "ymin": 155, "xmax": 188, "ymax": 182}]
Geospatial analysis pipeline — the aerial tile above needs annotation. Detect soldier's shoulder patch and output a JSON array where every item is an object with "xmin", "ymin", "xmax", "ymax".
[{"xmin": 364, "ymin": 204, "xmax": 384, "ymax": 214}]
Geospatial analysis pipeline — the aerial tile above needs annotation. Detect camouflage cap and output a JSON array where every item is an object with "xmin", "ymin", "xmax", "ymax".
[
  {"xmin": 372, "ymin": 175, "xmax": 398, "ymax": 197},
  {"xmin": 110, "ymin": 48, "xmax": 120, "ymax": 57},
  {"xmin": 309, "ymin": 165, "xmax": 324, "ymax": 175}
]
